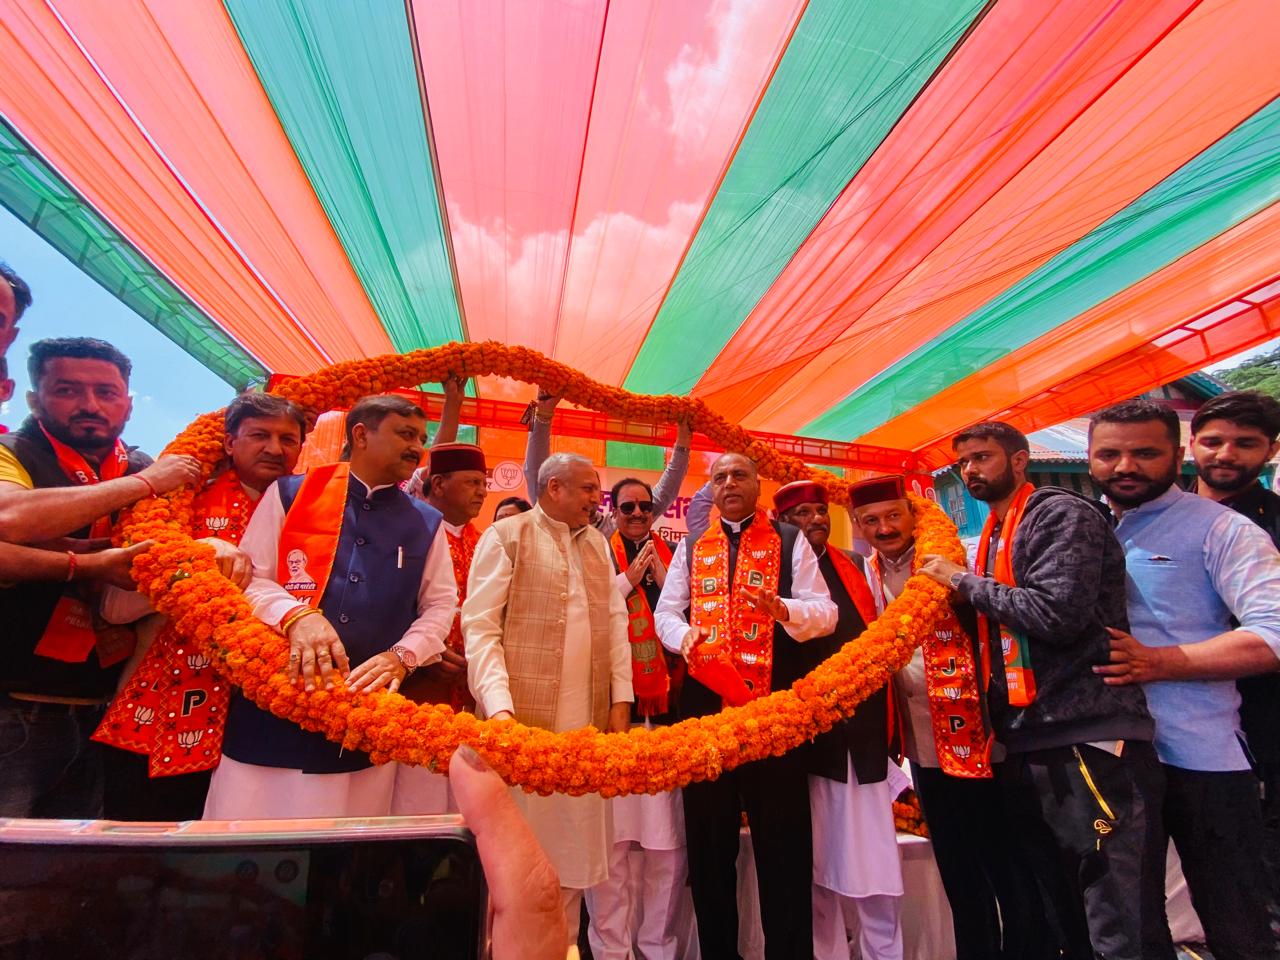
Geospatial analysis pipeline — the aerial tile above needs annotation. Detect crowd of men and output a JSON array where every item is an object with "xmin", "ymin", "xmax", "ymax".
[{"xmin": 3, "ymin": 258, "xmax": 1280, "ymax": 960}]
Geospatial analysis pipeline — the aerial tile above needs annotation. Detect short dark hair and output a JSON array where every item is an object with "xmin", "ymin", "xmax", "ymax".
[
  {"xmin": 1191, "ymin": 390, "xmax": 1280, "ymax": 441},
  {"xmin": 344, "ymin": 394, "xmax": 425, "ymax": 448},
  {"xmin": 28, "ymin": 337, "xmax": 132, "ymax": 387},
  {"xmin": 225, "ymin": 392, "xmax": 308, "ymax": 441},
  {"xmin": 952, "ymin": 420, "xmax": 1030, "ymax": 457},
  {"xmin": 1089, "ymin": 399, "xmax": 1181, "ymax": 446},
  {"xmin": 610, "ymin": 476, "xmax": 653, "ymax": 507},
  {"xmin": 1, "ymin": 262, "xmax": 32, "ymax": 320},
  {"xmin": 494, "ymin": 496, "xmax": 532, "ymax": 519}
]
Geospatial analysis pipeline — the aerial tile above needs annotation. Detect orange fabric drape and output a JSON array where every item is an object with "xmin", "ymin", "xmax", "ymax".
[
  {"xmin": 0, "ymin": 0, "xmax": 394, "ymax": 371},
  {"xmin": 691, "ymin": 0, "xmax": 1280, "ymax": 432},
  {"xmin": 867, "ymin": 203, "xmax": 1280, "ymax": 464}
]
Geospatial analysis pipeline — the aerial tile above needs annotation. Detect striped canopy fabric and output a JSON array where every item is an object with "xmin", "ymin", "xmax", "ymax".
[{"xmin": 2, "ymin": 0, "xmax": 1279, "ymax": 468}]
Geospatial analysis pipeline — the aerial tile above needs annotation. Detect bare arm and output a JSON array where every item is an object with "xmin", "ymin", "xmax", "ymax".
[
  {"xmin": 0, "ymin": 455, "xmax": 201, "ymax": 544},
  {"xmin": 1098, "ymin": 627, "xmax": 1280, "ymax": 685},
  {"xmin": 431, "ymin": 376, "xmax": 465, "ymax": 447},
  {"xmin": 0, "ymin": 539, "xmax": 149, "ymax": 586}
]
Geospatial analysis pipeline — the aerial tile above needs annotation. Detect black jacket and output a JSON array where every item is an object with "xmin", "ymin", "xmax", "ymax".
[
  {"xmin": 1226, "ymin": 482, "xmax": 1280, "ymax": 763},
  {"xmin": 958, "ymin": 486, "xmax": 1154, "ymax": 752},
  {"xmin": 0, "ymin": 417, "xmax": 152, "ymax": 699}
]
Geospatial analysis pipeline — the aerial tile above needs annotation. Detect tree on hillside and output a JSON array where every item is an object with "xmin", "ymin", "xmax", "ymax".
[{"xmin": 1217, "ymin": 344, "xmax": 1280, "ymax": 398}]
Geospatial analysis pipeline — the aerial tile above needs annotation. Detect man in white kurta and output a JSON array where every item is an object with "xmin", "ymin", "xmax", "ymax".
[{"xmin": 463, "ymin": 452, "xmax": 634, "ymax": 951}]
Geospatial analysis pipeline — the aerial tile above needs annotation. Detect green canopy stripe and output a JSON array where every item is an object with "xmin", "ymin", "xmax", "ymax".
[
  {"xmin": 621, "ymin": 0, "xmax": 988, "ymax": 396},
  {"xmin": 806, "ymin": 96, "xmax": 1280, "ymax": 440},
  {"xmin": 0, "ymin": 116, "xmax": 266, "ymax": 389},
  {"xmin": 224, "ymin": 0, "xmax": 464, "ymax": 354}
]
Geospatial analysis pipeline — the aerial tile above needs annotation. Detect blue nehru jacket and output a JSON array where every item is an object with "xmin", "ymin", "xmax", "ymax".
[
  {"xmin": 221, "ymin": 474, "xmax": 443, "ymax": 774},
  {"xmin": 1117, "ymin": 486, "xmax": 1253, "ymax": 771}
]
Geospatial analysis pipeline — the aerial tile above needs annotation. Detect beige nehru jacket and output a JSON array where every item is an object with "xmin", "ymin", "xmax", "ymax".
[{"xmin": 463, "ymin": 505, "xmax": 633, "ymax": 730}]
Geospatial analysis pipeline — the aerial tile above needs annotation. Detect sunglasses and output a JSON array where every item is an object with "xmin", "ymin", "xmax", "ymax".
[{"xmin": 616, "ymin": 501, "xmax": 654, "ymax": 516}]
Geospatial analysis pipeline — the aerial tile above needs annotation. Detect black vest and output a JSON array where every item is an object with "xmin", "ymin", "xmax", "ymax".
[
  {"xmin": 678, "ymin": 518, "xmax": 804, "ymax": 723},
  {"xmin": 1229, "ymin": 483, "xmax": 1280, "ymax": 764},
  {"xmin": 221, "ymin": 473, "xmax": 443, "ymax": 774},
  {"xmin": 0, "ymin": 418, "xmax": 151, "ymax": 699},
  {"xmin": 803, "ymin": 550, "xmax": 889, "ymax": 785}
]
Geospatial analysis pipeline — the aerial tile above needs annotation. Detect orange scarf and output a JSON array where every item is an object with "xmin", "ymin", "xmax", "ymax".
[
  {"xmin": 277, "ymin": 462, "xmax": 349, "ymax": 608},
  {"xmin": 611, "ymin": 530, "xmax": 673, "ymax": 717},
  {"xmin": 869, "ymin": 551, "xmax": 993, "ymax": 779},
  {"xmin": 689, "ymin": 511, "xmax": 781, "ymax": 706},
  {"xmin": 975, "ymin": 482, "xmax": 1037, "ymax": 707},
  {"xmin": 32, "ymin": 422, "xmax": 134, "ymax": 666},
  {"xmin": 94, "ymin": 470, "xmax": 258, "ymax": 775},
  {"xmin": 444, "ymin": 521, "xmax": 480, "ymax": 712}
]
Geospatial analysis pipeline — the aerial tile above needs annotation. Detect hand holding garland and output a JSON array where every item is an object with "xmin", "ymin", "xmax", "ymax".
[{"xmin": 117, "ymin": 342, "xmax": 965, "ymax": 797}]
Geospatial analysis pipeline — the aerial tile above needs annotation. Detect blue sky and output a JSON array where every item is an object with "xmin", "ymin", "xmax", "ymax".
[
  {"xmin": 1, "ymin": 206, "xmax": 234, "ymax": 456},
  {"xmin": 2, "ymin": 202, "xmax": 1277, "ymax": 457}
]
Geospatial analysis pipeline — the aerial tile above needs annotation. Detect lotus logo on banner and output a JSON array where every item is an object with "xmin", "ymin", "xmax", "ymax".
[{"xmin": 489, "ymin": 460, "xmax": 524, "ymax": 491}]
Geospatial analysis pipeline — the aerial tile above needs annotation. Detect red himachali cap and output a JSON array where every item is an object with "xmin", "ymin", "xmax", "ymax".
[
  {"xmin": 428, "ymin": 443, "xmax": 486, "ymax": 476},
  {"xmin": 848, "ymin": 475, "xmax": 906, "ymax": 508},
  {"xmin": 773, "ymin": 480, "xmax": 828, "ymax": 515}
]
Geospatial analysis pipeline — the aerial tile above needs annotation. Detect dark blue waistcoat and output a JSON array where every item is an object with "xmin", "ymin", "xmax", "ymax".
[{"xmin": 221, "ymin": 474, "xmax": 443, "ymax": 773}]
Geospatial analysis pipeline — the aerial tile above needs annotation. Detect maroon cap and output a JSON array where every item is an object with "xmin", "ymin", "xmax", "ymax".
[
  {"xmin": 848, "ymin": 475, "xmax": 906, "ymax": 508},
  {"xmin": 773, "ymin": 480, "xmax": 828, "ymax": 515},
  {"xmin": 428, "ymin": 443, "xmax": 486, "ymax": 476}
]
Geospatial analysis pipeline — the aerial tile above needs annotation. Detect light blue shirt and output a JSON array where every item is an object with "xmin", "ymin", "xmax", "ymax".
[{"xmin": 1116, "ymin": 485, "xmax": 1280, "ymax": 771}]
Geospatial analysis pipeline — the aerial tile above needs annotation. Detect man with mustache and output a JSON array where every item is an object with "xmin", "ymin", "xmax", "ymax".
[
  {"xmin": 1187, "ymin": 390, "xmax": 1280, "ymax": 899},
  {"xmin": 94, "ymin": 392, "xmax": 307, "ymax": 820},
  {"xmin": 1089, "ymin": 400, "xmax": 1280, "ymax": 959},
  {"xmin": 850, "ymin": 475, "xmax": 1049, "ymax": 960},
  {"xmin": 464, "ymin": 451, "xmax": 635, "ymax": 952},
  {"xmin": 654, "ymin": 453, "xmax": 836, "ymax": 960},
  {"xmin": 0, "ymin": 337, "xmax": 202, "ymax": 818},
  {"xmin": 773, "ymin": 480, "xmax": 904, "ymax": 960},
  {"xmin": 921, "ymin": 420, "xmax": 1163, "ymax": 960},
  {"xmin": 203, "ymin": 394, "xmax": 459, "ymax": 819}
]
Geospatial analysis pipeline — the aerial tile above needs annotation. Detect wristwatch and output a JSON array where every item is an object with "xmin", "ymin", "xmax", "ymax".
[
  {"xmin": 390, "ymin": 644, "xmax": 418, "ymax": 675},
  {"xmin": 948, "ymin": 571, "xmax": 966, "ymax": 591}
]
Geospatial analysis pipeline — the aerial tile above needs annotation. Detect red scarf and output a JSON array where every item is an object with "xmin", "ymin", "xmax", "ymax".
[
  {"xmin": 869, "ymin": 551, "xmax": 993, "ymax": 779},
  {"xmin": 975, "ymin": 482, "xmax": 1037, "ymax": 707},
  {"xmin": 444, "ymin": 522, "xmax": 480, "ymax": 712},
  {"xmin": 31, "ymin": 422, "xmax": 134, "ymax": 666},
  {"xmin": 94, "ymin": 470, "xmax": 259, "ymax": 776},
  {"xmin": 689, "ymin": 511, "xmax": 781, "ymax": 706},
  {"xmin": 38, "ymin": 421, "xmax": 130, "ymax": 537},
  {"xmin": 611, "ymin": 530, "xmax": 673, "ymax": 717}
]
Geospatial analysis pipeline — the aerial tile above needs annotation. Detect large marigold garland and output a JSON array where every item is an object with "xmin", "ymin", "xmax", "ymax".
[{"xmin": 118, "ymin": 342, "xmax": 964, "ymax": 797}]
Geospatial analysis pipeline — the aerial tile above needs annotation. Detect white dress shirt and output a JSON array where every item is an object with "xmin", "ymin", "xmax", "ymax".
[
  {"xmin": 654, "ymin": 513, "xmax": 836, "ymax": 655},
  {"xmin": 238, "ymin": 472, "xmax": 456, "ymax": 666},
  {"xmin": 462, "ymin": 505, "xmax": 634, "ymax": 720}
]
